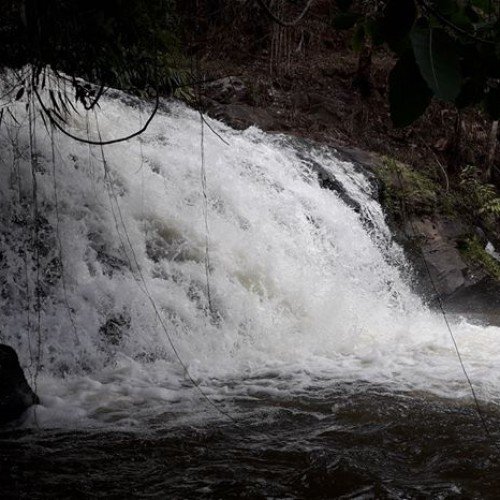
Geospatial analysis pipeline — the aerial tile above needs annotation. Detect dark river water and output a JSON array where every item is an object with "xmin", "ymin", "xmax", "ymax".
[{"xmin": 2, "ymin": 384, "xmax": 500, "ymax": 499}]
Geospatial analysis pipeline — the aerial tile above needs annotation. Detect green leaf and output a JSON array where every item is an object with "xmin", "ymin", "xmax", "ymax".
[
  {"xmin": 449, "ymin": 6, "xmax": 476, "ymax": 31},
  {"xmin": 410, "ymin": 25, "xmax": 462, "ymax": 101},
  {"xmin": 469, "ymin": 0, "xmax": 493, "ymax": 15},
  {"xmin": 389, "ymin": 49, "xmax": 433, "ymax": 128}
]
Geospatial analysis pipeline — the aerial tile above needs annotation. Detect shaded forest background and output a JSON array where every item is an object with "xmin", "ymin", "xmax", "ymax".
[{"xmin": 1, "ymin": 0, "xmax": 500, "ymax": 176}]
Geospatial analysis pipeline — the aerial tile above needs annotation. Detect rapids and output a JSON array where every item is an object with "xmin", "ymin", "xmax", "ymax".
[{"xmin": 0, "ymin": 80, "xmax": 499, "ymax": 431}]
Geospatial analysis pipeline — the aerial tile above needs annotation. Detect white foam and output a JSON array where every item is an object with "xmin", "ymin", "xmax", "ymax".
[{"xmin": 0, "ymin": 77, "xmax": 499, "ymax": 428}]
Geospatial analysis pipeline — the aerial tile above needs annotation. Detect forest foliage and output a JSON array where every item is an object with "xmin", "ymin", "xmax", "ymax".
[
  {"xmin": 0, "ymin": 0, "xmax": 188, "ymax": 103},
  {"xmin": 329, "ymin": 0, "xmax": 500, "ymax": 127},
  {"xmin": 0, "ymin": 0, "xmax": 499, "ymax": 127}
]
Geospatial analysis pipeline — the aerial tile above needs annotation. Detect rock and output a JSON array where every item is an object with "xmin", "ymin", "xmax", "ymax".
[
  {"xmin": 334, "ymin": 146, "xmax": 380, "ymax": 172},
  {"xmin": 291, "ymin": 92, "xmax": 346, "ymax": 125},
  {"xmin": 205, "ymin": 77, "xmax": 250, "ymax": 105},
  {"xmin": 206, "ymin": 102, "xmax": 276, "ymax": 131},
  {"xmin": 405, "ymin": 217, "xmax": 472, "ymax": 297},
  {"xmin": 443, "ymin": 277, "xmax": 500, "ymax": 325},
  {"xmin": 99, "ymin": 311, "xmax": 131, "ymax": 346},
  {"xmin": 0, "ymin": 344, "xmax": 39, "ymax": 424},
  {"xmin": 437, "ymin": 219, "xmax": 468, "ymax": 240}
]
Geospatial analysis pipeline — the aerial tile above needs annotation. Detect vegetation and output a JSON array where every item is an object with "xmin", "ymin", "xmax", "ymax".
[
  {"xmin": 459, "ymin": 235, "xmax": 500, "ymax": 279},
  {"xmin": 0, "ymin": 1, "xmax": 498, "ymax": 126},
  {"xmin": 376, "ymin": 156, "xmax": 500, "ymax": 279},
  {"xmin": 378, "ymin": 156, "xmax": 500, "ymax": 222},
  {"xmin": 1, "ymin": 1, "xmax": 498, "ymax": 119},
  {"xmin": 378, "ymin": 157, "xmax": 440, "ymax": 219},
  {"xmin": 459, "ymin": 165, "xmax": 500, "ymax": 219},
  {"xmin": 0, "ymin": 0, "xmax": 189, "ymax": 104},
  {"xmin": 329, "ymin": 0, "xmax": 500, "ymax": 127}
]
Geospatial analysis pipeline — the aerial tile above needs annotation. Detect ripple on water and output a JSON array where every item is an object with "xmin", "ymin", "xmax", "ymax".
[{"xmin": 1, "ymin": 385, "xmax": 500, "ymax": 499}]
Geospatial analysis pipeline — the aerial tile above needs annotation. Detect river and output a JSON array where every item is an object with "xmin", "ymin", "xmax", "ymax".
[{"xmin": 0, "ymin": 79, "xmax": 499, "ymax": 498}]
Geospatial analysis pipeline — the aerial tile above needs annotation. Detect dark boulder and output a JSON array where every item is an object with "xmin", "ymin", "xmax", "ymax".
[
  {"xmin": 403, "ymin": 217, "xmax": 479, "ymax": 297},
  {"xmin": 0, "ymin": 344, "xmax": 39, "ymax": 424}
]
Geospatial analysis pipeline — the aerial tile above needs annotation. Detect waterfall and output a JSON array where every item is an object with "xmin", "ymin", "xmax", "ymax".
[{"xmin": 1, "ymin": 84, "xmax": 499, "ymax": 427}]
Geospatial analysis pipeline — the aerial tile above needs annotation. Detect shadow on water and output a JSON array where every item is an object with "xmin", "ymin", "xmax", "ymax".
[{"xmin": 1, "ymin": 384, "xmax": 500, "ymax": 499}]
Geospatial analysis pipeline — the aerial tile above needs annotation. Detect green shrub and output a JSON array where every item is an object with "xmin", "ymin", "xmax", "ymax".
[{"xmin": 459, "ymin": 236, "xmax": 500, "ymax": 280}]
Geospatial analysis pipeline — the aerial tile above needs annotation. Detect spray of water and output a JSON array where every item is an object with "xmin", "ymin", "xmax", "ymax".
[{"xmin": 1, "ymin": 81, "xmax": 499, "ymax": 427}]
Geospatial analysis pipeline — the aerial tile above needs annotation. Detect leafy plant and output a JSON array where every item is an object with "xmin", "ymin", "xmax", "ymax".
[
  {"xmin": 459, "ymin": 165, "xmax": 500, "ymax": 218},
  {"xmin": 459, "ymin": 235, "xmax": 500, "ymax": 279}
]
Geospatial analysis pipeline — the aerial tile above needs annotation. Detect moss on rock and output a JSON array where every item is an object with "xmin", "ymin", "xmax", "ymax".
[
  {"xmin": 376, "ymin": 157, "xmax": 440, "ymax": 220},
  {"xmin": 373, "ymin": 156, "xmax": 500, "ymax": 283},
  {"xmin": 458, "ymin": 236, "xmax": 500, "ymax": 280}
]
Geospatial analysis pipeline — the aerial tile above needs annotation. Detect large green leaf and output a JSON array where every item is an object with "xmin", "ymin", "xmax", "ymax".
[
  {"xmin": 365, "ymin": 18, "xmax": 385, "ymax": 46},
  {"xmin": 410, "ymin": 25, "xmax": 462, "ymax": 102},
  {"xmin": 389, "ymin": 49, "xmax": 433, "ymax": 128}
]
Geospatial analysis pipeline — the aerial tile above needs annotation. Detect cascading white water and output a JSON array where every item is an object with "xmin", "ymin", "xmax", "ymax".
[{"xmin": 1, "ymin": 81, "xmax": 500, "ymax": 427}]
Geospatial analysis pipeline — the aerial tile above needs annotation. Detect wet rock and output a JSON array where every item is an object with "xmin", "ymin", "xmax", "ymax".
[
  {"xmin": 436, "ymin": 218, "xmax": 469, "ymax": 240},
  {"xmin": 334, "ymin": 146, "xmax": 380, "ymax": 170},
  {"xmin": 405, "ymin": 217, "xmax": 474, "ymax": 297},
  {"xmin": 203, "ymin": 76, "xmax": 277, "ymax": 130},
  {"xmin": 0, "ymin": 344, "xmax": 39, "ymax": 424},
  {"xmin": 205, "ymin": 77, "xmax": 250, "ymax": 105},
  {"xmin": 291, "ymin": 92, "xmax": 351, "ymax": 125},
  {"xmin": 99, "ymin": 312, "xmax": 131, "ymax": 346},
  {"xmin": 206, "ymin": 102, "xmax": 276, "ymax": 131},
  {"xmin": 443, "ymin": 276, "xmax": 500, "ymax": 325}
]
